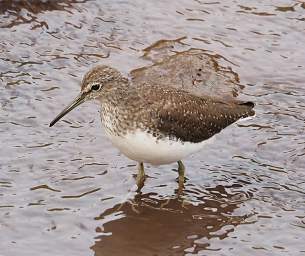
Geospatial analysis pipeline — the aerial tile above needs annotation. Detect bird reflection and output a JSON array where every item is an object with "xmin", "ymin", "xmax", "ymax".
[{"xmin": 92, "ymin": 184, "xmax": 253, "ymax": 255}]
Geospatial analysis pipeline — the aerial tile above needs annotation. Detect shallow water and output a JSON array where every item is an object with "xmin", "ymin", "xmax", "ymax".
[{"xmin": 1, "ymin": 0, "xmax": 305, "ymax": 255}]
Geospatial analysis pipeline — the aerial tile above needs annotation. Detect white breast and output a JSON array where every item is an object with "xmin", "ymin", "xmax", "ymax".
[{"xmin": 104, "ymin": 129, "xmax": 214, "ymax": 165}]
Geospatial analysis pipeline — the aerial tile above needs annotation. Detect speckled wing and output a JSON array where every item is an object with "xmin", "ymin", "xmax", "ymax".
[{"xmin": 156, "ymin": 96, "xmax": 255, "ymax": 143}]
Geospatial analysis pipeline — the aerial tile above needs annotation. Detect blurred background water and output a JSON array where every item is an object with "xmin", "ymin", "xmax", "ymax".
[{"xmin": 0, "ymin": 0, "xmax": 305, "ymax": 255}]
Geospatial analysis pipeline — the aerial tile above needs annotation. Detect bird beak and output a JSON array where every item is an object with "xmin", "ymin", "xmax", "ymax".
[{"xmin": 49, "ymin": 92, "xmax": 86, "ymax": 127}]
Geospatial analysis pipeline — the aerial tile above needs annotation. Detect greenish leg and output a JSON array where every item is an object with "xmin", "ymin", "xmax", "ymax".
[
  {"xmin": 136, "ymin": 162, "xmax": 145, "ymax": 190},
  {"xmin": 177, "ymin": 160, "xmax": 185, "ymax": 189}
]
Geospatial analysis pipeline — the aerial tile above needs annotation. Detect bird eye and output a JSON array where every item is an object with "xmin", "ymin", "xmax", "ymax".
[{"xmin": 91, "ymin": 84, "xmax": 101, "ymax": 91}]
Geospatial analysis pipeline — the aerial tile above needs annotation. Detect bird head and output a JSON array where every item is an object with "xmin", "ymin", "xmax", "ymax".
[{"xmin": 49, "ymin": 65, "xmax": 125, "ymax": 127}]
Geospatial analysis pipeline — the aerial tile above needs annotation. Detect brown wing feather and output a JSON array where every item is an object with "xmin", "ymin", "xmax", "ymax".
[{"xmin": 155, "ymin": 91, "xmax": 255, "ymax": 143}]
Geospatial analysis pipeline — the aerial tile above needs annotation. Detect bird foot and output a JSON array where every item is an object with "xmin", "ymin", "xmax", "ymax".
[{"xmin": 135, "ymin": 162, "xmax": 146, "ymax": 192}]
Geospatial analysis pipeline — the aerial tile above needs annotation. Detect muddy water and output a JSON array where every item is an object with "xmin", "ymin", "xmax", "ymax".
[{"xmin": 1, "ymin": 0, "xmax": 305, "ymax": 255}]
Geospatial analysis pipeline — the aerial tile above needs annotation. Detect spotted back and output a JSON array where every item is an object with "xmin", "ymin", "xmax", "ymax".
[{"xmin": 151, "ymin": 87, "xmax": 255, "ymax": 143}]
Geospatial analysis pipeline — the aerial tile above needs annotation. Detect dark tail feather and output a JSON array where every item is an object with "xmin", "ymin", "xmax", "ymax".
[
  {"xmin": 239, "ymin": 101, "xmax": 255, "ymax": 108},
  {"xmin": 238, "ymin": 101, "xmax": 255, "ymax": 117}
]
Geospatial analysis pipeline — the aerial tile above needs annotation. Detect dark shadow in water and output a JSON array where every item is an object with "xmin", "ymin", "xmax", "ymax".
[
  {"xmin": 0, "ymin": 0, "xmax": 86, "ymax": 28},
  {"xmin": 91, "ymin": 184, "xmax": 253, "ymax": 255},
  {"xmin": 0, "ymin": 0, "xmax": 86, "ymax": 14}
]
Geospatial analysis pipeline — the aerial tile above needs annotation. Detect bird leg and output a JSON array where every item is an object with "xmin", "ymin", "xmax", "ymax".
[
  {"xmin": 177, "ymin": 160, "xmax": 185, "ymax": 189},
  {"xmin": 136, "ymin": 162, "xmax": 145, "ymax": 191}
]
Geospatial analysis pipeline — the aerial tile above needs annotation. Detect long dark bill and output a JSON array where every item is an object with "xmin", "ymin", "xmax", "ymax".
[{"xmin": 49, "ymin": 93, "xmax": 86, "ymax": 127}]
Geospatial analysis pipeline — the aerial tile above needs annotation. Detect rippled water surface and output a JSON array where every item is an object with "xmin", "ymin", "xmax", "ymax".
[{"xmin": 1, "ymin": 1, "xmax": 305, "ymax": 255}]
